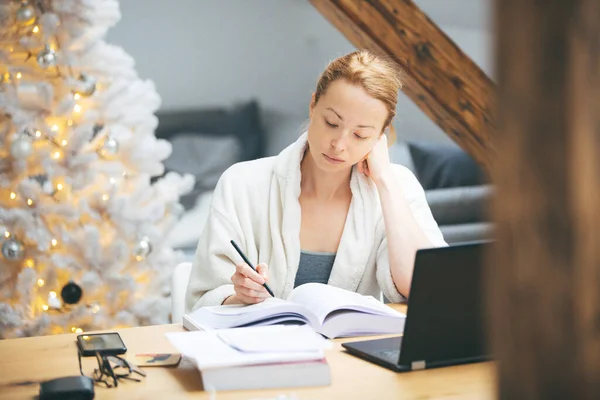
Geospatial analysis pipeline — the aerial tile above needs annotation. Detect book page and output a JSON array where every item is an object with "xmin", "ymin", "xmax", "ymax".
[
  {"xmin": 288, "ymin": 283, "xmax": 402, "ymax": 325},
  {"xmin": 166, "ymin": 328, "xmax": 325, "ymax": 370},
  {"xmin": 216, "ymin": 325, "xmax": 331, "ymax": 353},
  {"xmin": 185, "ymin": 297, "xmax": 320, "ymax": 330}
]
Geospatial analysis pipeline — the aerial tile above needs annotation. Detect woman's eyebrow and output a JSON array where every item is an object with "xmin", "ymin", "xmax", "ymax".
[{"xmin": 325, "ymin": 107, "xmax": 375, "ymax": 129}]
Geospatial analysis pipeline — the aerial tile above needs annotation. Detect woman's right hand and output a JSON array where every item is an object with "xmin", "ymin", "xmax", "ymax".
[{"xmin": 223, "ymin": 262, "xmax": 270, "ymax": 305}]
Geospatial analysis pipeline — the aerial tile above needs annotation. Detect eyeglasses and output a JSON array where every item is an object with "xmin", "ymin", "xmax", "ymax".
[{"xmin": 78, "ymin": 349, "xmax": 146, "ymax": 388}]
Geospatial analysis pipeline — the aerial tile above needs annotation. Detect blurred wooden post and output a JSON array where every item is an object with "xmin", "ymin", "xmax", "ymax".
[{"xmin": 489, "ymin": 0, "xmax": 600, "ymax": 398}]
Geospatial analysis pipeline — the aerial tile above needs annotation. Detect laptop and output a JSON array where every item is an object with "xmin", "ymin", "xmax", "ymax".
[{"xmin": 342, "ymin": 241, "xmax": 491, "ymax": 372}]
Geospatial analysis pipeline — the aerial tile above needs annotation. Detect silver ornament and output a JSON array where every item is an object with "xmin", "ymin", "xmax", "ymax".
[
  {"xmin": 73, "ymin": 73, "xmax": 97, "ymax": 97},
  {"xmin": 2, "ymin": 238, "xmax": 25, "ymax": 261},
  {"xmin": 37, "ymin": 46, "xmax": 57, "ymax": 69},
  {"xmin": 16, "ymin": 2, "xmax": 36, "ymax": 26},
  {"xmin": 98, "ymin": 136, "xmax": 119, "ymax": 158},
  {"xmin": 134, "ymin": 237, "xmax": 152, "ymax": 260},
  {"xmin": 10, "ymin": 135, "xmax": 33, "ymax": 159}
]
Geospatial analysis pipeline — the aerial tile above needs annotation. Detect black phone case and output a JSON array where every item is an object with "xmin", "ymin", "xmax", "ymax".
[
  {"xmin": 39, "ymin": 376, "xmax": 94, "ymax": 400},
  {"xmin": 76, "ymin": 333, "xmax": 127, "ymax": 356}
]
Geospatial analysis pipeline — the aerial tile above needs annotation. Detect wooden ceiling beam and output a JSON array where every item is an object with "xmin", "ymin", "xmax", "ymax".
[{"xmin": 309, "ymin": 0, "xmax": 496, "ymax": 171}]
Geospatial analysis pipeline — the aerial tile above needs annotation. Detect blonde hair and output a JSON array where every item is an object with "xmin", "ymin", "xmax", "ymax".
[{"xmin": 313, "ymin": 50, "xmax": 402, "ymax": 144}]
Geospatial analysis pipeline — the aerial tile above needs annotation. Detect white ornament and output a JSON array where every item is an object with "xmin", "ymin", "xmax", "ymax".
[
  {"xmin": 134, "ymin": 237, "xmax": 152, "ymax": 260},
  {"xmin": 16, "ymin": 2, "xmax": 36, "ymax": 26},
  {"xmin": 10, "ymin": 135, "xmax": 33, "ymax": 159},
  {"xmin": 37, "ymin": 46, "xmax": 57, "ymax": 69},
  {"xmin": 2, "ymin": 238, "xmax": 25, "ymax": 261},
  {"xmin": 98, "ymin": 136, "xmax": 119, "ymax": 158}
]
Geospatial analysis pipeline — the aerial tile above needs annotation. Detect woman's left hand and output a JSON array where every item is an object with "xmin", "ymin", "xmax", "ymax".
[{"xmin": 357, "ymin": 133, "xmax": 393, "ymax": 186}]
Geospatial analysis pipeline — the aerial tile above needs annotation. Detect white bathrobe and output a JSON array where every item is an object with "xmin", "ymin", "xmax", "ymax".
[{"xmin": 185, "ymin": 133, "xmax": 446, "ymax": 311}]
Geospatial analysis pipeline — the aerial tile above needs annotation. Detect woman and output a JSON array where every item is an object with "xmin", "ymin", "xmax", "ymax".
[{"xmin": 185, "ymin": 50, "xmax": 446, "ymax": 310}]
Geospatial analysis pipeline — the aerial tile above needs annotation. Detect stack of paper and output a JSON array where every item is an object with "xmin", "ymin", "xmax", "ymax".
[{"xmin": 166, "ymin": 325, "xmax": 332, "ymax": 391}]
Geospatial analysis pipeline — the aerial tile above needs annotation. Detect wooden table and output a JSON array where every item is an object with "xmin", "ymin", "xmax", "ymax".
[{"xmin": 0, "ymin": 305, "xmax": 496, "ymax": 399}]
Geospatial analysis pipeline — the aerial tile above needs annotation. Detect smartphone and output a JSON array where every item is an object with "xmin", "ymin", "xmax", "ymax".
[{"xmin": 76, "ymin": 332, "xmax": 127, "ymax": 356}]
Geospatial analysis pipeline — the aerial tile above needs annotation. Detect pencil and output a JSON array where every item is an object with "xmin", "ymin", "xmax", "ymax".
[{"xmin": 230, "ymin": 240, "xmax": 275, "ymax": 297}]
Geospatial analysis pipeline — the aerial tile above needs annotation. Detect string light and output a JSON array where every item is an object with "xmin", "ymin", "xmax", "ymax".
[
  {"xmin": 16, "ymin": 72, "xmax": 22, "ymax": 79},
  {"xmin": 50, "ymin": 124, "xmax": 59, "ymax": 132},
  {"xmin": 61, "ymin": 139, "xmax": 68, "ymax": 146},
  {"xmin": 51, "ymin": 239, "xmax": 58, "ymax": 247},
  {"xmin": 35, "ymin": 130, "xmax": 42, "ymax": 138},
  {"xmin": 9, "ymin": 192, "xmax": 16, "ymax": 200},
  {"xmin": 24, "ymin": 258, "xmax": 35, "ymax": 268},
  {"xmin": 73, "ymin": 104, "xmax": 81, "ymax": 113},
  {"xmin": 49, "ymin": 291, "xmax": 57, "ymax": 297},
  {"xmin": 52, "ymin": 151, "xmax": 61, "ymax": 159},
  {"xmin": 56, "ymin": 183, "xmax": 64, "ymax": 191},
  {"xmin": 27, "ymin": 198, "xmax": 33, "ymax": 206},
  {"xmin": 32, "ymin": 25, "xmax": 39, "ymax": 33},
  {"xmin": 101, "ymin": 194, "xmax": 109, "ymax": 201},
  {"xmin": 91, "ymin": 304, "xmax": 100, "ymax": 313},
  {"xmin": 37, "ymin": 279, "xmax": 45, "ymax": 287},
  {"xmin": 4, "ymin": 231, "xmax": 10, "ymax": 238},
  {"xmin": 67, "ymin": 120, "xmax": 73, "ymax": 126},
  {"xmin": 109, "ymin": 177, "xmax": 116, "ymax": 184},
  {"xmin": 73, "ymin": 93, "xmax": 81, "ymax": 100},
  {"xmin": 75, "ymin": 328, "xmax": 83, "ymax": 333},
  {"xmin": 42, "ymin": 305, "xmax": 49, "ymax": 311}
]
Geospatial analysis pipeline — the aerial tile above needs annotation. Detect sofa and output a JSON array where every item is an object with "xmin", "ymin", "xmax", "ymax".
[{"xmin": 391, "ymin": 139, "xmax": 493, "ymax": 244}]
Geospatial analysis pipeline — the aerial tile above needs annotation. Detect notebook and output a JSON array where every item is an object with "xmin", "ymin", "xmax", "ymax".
[
  {"xmin": 166, "ymin": 325, "xmax": 331, "ymax": 390},
  {"xmin": 183, "ymin": 283, "xmax": 405, "ymax": 338}
]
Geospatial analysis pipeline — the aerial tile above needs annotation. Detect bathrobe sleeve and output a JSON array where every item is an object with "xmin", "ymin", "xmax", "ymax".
[
  {"xmin": 375, "ymin": 166, "xmax": 447, "ymax": 302},
  {"xmin": 185, "ymin": 172, "xmax": 245, "ymax": 311}
]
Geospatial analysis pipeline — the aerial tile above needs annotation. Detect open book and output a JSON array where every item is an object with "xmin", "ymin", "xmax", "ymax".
[{"xmin": 183, "ymin": 283, "xmax": 405, "ymax": 339}]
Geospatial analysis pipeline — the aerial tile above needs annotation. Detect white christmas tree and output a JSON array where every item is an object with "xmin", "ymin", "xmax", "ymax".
[{"xmin": 0, "ymin": 0, "xmax": 194, "ymax": 338}]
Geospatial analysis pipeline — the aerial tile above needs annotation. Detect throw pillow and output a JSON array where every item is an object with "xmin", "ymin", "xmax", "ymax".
[
  {"xmin": 163, "ymin": 133, "xmax": 241, "ymax": 209},
  {"xmin": 155, "ymin": 100, "xmax": 266, "ymax": 162},
  {"xmin": 407, "ymin": 141, "xmax": 487, "ymax": 190}
]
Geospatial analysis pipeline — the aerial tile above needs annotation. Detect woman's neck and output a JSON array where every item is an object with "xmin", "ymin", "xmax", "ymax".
[{"xmin": 300, "ymin": 148, "xmax": 352, "ymax": 201}]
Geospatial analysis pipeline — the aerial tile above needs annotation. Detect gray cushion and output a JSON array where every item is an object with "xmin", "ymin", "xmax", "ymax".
[
  {"xmin": 163, "ymin": 134, "xmax": 241, "ymax": 209},
  {"xmin": 426, "ymin": 185, "xmax": 492, "ymax": 225},
  {"xmin": 440, "ymin": 222, "xmax": 494, "ymax": 244},
  {"xmin": 408, "ymin": 141, "xmax": 488, "ymax": 190},
  {"xmin": 155, "ymin": 100, "xmax": 265, "ymax": 161}
]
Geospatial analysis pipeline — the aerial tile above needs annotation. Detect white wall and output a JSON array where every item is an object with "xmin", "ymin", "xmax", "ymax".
[{"xmin": 107, "ymin": 0, "xmax": 492, "ymax": 155}]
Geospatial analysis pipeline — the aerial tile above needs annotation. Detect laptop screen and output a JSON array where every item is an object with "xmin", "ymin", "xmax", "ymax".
[{"xmin": 399, "ymin": 241, "xmax": 491, "ymax": 366}]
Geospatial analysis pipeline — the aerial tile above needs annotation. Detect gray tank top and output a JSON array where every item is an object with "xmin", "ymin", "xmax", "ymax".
[{"xmin": 293, "ymin": 250, "xmax": 336, "ymax": 288}]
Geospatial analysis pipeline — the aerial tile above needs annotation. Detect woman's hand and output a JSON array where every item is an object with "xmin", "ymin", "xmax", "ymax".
[
  {"xmin": 357, "ymin": 133, "xmax": 393, "ymax": 186},
  {"xmin": 223, "ymin": 262, "xmax": 270, "ymax": 305}
]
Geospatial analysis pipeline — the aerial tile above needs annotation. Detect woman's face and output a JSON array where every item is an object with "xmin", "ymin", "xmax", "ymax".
[{"xmin": 307, "ymin": 79, "xmax": 388, "ymax": 173}]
